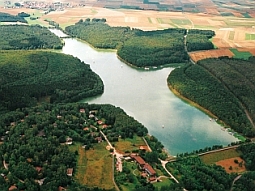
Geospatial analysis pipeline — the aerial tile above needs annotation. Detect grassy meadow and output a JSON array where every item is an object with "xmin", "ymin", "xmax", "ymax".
[
  {"xmin": 230, "ymin": 48, "xmax": 253, "ymax": 59},
  {"xmin": 200, "ymin": 148, "xmax": 241, "ymax": 164},
  {"xmin": 114, "ymin": 135, "xmax": 146, "ymax": 153},
  {"xmin": 69, "ymin": 142, "xmax": 115, "ymax": 190}
]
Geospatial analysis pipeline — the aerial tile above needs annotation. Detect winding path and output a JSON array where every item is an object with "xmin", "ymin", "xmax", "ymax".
[{"xmin": 230, "ymin": 175, "xmax": 242, "ymax": 191}]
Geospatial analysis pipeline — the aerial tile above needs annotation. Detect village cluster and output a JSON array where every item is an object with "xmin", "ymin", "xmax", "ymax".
[
  {"xmin": 62, "ymin": 108, "xmax": 159, "ymax": 183},
  {"xmin": 3, "ymin": 1, "xmax": 81, "ymax": 11}
]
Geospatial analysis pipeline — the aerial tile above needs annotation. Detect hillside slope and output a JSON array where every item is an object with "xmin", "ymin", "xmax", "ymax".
[{"xmin": 0, "ymin": 51, "xmax": 104, "ymax": 111}]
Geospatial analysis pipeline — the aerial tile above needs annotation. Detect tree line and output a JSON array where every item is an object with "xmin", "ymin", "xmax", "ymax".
[
  {"xmin": 0, "ymin": 12, "xmax": 27, "ymax": 23},
  {"xmin": 65, "ymin": 21, "xmax": 215, "ymax": 67}
]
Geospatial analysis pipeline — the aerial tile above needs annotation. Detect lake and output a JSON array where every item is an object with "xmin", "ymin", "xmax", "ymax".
[{"xmin": 51, "ymin": 29, "xmax": 238, "ymax": 155}]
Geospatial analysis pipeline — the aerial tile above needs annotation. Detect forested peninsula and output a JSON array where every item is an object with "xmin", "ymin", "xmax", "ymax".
[
  {"xmin": 0, "ymin": 25, "xmax": 63, "ymax": 50},
  {"xmin": 0, "ymin": 51, "xmax": 104, "ymax": 112},
  {"xmin": 65, "ymin": 21, "xmax": 214, "ymax": 67},
  {"xmin": 167, "ymin": 57, "xmax": 255, "ymax": 137}
]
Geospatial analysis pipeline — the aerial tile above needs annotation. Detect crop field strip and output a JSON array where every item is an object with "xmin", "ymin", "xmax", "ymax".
[{"xmin": 228, "ymin": 31, "xmax": 235, "ymax": 40}]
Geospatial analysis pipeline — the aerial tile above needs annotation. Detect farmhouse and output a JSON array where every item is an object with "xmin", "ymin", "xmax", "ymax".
[
  {"xmin": 131, "ymin": 154, "xmax": 146, "ymax": 168},
  {"xmin": 131, "ymin": 154, "xmax": 156, "ymax": 180},
  {"xmin": 144, "ymin": 163, "xmax": 156, "ymax": 177}
]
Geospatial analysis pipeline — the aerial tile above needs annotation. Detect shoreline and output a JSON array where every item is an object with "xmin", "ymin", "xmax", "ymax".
[
  {"xmin": 168, "ymin": 83, "xmax": 228, "ymax": 126},
  {"xmin": 167, "ymin": 84, "xmax": 247, "ymax": 142}
]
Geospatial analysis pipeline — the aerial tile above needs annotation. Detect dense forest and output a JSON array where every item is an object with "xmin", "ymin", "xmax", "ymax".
[
  {"xmin": 65, "ymin": 21, "xmax": 214, "ymax": 67},
  {"xmin": 167, "ymin": 57, "xmax": 255, "ymax": 137},
  {"xmin": 186, "ymin": 29, "xmax": 215, "ymax": 52},
  {"xmin": 117, "ymin": 29, "xmax": 189, "ymax": 67},
  {"xmin": 167, "ymin": 156, "xmax": 233, "ymax": 190},
  {"xmin": 0, "ymin": 102, "xmax": 148, "ymax": 190},
  {"xmin": 65, "ymin": 21, "xmax": 134, "ymax": 49},
  {"xmin": 0, "ymin": 25, "xmax": 63, "ymax": 50},
  {"xmin": 0, "ymin": 51, "xmax": 104, "ymax": 112},
  {"xmin": 0, "ymin": 12, "xmax": 27, "ymax": 23}
]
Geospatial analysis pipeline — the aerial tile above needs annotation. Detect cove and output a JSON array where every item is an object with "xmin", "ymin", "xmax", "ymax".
[{"xmin": 52, "ymin": 29, "xmax": 238, "ymax": 155}]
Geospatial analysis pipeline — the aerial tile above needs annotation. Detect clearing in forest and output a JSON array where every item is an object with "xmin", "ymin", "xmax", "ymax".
[{"xmin": 70, "ymin": 142, "xmax": 115, "ymax": 190}]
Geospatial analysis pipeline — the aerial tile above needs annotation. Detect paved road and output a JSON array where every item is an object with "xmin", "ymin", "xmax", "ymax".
[
  {"xmin": 159, "ymin": 159, "xmax": 179, "ymax": 183},
  {"xmin": 142, "ymin": 137, "xmax": 152, "ymax": 152}
]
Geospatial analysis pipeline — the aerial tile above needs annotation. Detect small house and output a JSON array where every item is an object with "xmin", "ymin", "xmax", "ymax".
[
  {"xmin": 79, "ymin": 109, "xmax": 85, "ymax": 113},
  {"xmin": 67, "ymin": 168, "xmax": 73, "ymax": 176}
]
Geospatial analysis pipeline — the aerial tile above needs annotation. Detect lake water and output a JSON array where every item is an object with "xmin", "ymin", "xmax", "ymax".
[{"xmin": 51, "ymin": 29, "xmax": 238, "ymax": 155}]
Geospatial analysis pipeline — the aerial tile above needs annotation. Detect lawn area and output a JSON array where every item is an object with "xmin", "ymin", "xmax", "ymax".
[
  {"xmin": 114, "ymin": 135, "xmax": 145, "ymax": 153},
  {"xmin": 200, "ymin": 148, "xmax": 241, "ymax": 164},
  {"xmin": 69, "ymin": 142, "xmax": 115, "ymax": 190},
  {"xmin": 230, "ymin": 48, "xmax": 253, "ymax": 59},
  {"xmin": 118, "ymin": 161, "xmax": 140, "ymax": 191},
  {"xmin": 154, "ymin": 177, "xmax": 175, "ymax": 190},
  {"xmin": 233, "ymin": 132, "xmax": 246, "ymax": 142}
]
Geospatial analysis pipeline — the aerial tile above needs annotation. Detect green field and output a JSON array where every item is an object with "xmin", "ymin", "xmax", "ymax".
[
  {"xmin": 230, "ymin": 48, "xmax": 253, "ymax": 59},
  {"xmin": 170, "ymin": 18, "xmax": 192, "ymax": 25},
  {"xmin": 25, "ymin": 17, "xmax": 49, "ymax": 26},
  {"xmin": 245, "ymin": 33, "xmax": 255, "ymax": 40},
  {"xmin": 148, "ymin": 17, "xmax": 152, "ymax": 23},
  {"xmin": 114, "ymin": 135, "xmax": 145, "ymax": 153},
  {"xmin": 228, "ymin": 31, "xmax": 235, "ymax": 40},
  {"xmin": 224, "ymin": 19, "xmax": 255, "ymax": 27},
  {"xmin": 156, "ymin": 18, "xmax": 178, "ymax": 27},
  {"xmin": 200, "ymin": 148, "xmax": 241, "ymax": 164},
  {"xmin": 242, "ymin": 12, "xmax": 252, "ymax": 18}
]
